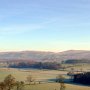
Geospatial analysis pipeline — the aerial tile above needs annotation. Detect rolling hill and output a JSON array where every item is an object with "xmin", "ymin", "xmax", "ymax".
[{"xmin": 0, "ymin": 50, "xmax": 90, "ymax": 62}]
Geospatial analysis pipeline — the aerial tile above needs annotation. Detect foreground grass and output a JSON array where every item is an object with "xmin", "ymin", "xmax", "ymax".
[{"xmin": 13, "ymin": 83, "xmax": 90, "ymax": 90}]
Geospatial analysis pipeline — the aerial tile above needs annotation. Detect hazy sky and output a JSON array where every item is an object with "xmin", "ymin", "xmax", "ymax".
[{"xmin": 0, "ymin": 0, "xmax": 90, "ymax": 52}]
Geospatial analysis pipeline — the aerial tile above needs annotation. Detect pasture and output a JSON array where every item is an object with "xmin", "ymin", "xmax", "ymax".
[{"xmin": 0, "ymin": 67, "xmax": 90, "ymax": 90}]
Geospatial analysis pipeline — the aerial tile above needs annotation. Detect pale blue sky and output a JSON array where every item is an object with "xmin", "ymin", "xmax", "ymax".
[{"xmin": 0, "ymin": 0, "xmax": 90, "ymax": 52}]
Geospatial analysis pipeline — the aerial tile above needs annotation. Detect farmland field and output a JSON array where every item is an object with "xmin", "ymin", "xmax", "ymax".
[{"xmin": 0, "ymin": 67, "xmax": 90, "ymax": 90}]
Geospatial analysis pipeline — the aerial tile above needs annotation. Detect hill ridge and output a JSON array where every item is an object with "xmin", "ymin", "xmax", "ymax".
[{"xmin": 0, "ymin": 50, "xmax": 90, "ymax": 62}]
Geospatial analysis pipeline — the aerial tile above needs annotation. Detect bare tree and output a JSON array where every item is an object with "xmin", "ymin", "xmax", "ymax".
[
  {"xmin": 56, "ymin": 75, "xmax": 65, "ymax": 83},
  {"xmin": 0, "ymin": 82, "xmax": 6, "ymax": 90},
  {"xmin": 4, "ymin": 74, "xmax": 16, "ymax": 90},
  {"xmin": 56, "ymin": 75, "xmax": 66, "ymax": 90},
  {"xmin": 15, "ymin": 81, "xmax": 24, "ymax": 90},
  {"xmin": 26, "ymin": 75, "xmax": 35, "ymax": 85},
  {"xmin": 67, "ymin": 68, "xmax": 75, "ymax": 80}
]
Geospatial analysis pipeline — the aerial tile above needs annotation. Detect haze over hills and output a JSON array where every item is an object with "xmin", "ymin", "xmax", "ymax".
[{"xmin": 0, "ymin": 50, "xmax": 90, "ymax": 62}]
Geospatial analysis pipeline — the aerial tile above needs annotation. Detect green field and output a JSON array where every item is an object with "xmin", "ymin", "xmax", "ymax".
[{"xmin": 0, "ymin": 68, "xmax": 90, "ymax": 90}]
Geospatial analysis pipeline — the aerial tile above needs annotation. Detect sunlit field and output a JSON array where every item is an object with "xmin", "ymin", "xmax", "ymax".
[
  {"xmin": 0, "ymin": 67, "xmax": 90, "ymax": 90},
  {"xmin": 0, "ymin": 68, "xmax": 67, "ymax": 82},
  {"xmin": 20, "ymin": 83, "xmax": 90, "ymax": 90}
]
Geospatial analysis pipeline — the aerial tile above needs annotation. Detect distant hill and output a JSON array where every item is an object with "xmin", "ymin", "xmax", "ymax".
[{"xmin": 0, "ymin": 50, "xmax": 90, "ymax": 62}]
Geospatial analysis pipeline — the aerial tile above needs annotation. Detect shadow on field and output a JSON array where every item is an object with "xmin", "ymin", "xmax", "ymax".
[
  {"xmin": 47, "ymin": 78, "xmax": 56, "ymax": 82},
  {"xmin": 47, "ymin": 78, "xmax": 90, "ymax": 87}
]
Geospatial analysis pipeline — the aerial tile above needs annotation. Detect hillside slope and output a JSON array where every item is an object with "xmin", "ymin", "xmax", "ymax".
[{"xmin": 0, "ymin": 50, "xmax": 90, "ymax": 62}]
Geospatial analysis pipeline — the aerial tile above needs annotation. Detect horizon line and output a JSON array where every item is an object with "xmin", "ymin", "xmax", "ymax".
[{"xmin": 0, "ymin": 49, "xmax": 89, "ymax": 53}]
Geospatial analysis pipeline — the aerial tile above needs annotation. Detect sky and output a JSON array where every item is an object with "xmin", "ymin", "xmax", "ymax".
[{"xmin": 0, "ymin": 0, "xmax": 90, "ymax": 52}]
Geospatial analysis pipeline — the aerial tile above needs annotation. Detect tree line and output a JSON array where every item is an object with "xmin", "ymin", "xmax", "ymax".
[
  {"xmin": 73, "ymin": 72, "xmax": 90, "ymax": 85},
  {"xmin": 65, "ymin": 59, "xmax": 90, "ymax": 64},
  {"xmin": 9, "ymin": 62, "xmax": 61, "ymax": 70}
]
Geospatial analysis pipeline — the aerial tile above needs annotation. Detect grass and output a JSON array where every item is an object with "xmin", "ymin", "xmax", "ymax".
[
  {"xmin": 13, "ymin": 83, "xmax": 90, "ymax": 90},
  {"xmin": 0, "ymin": 66, "xmax": 90, "ymax": 90},
  {"xmin": 0, "ymin": 68, "xmax": 67, "ymax": 82},
  {"xmin": 62, "ymin": 63, "xmax": 90, "ymax": 71}
]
